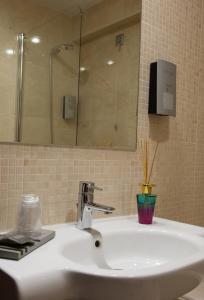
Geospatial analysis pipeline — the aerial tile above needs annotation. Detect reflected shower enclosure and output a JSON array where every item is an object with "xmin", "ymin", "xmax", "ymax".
[
  {"xmin": 78, "ymin": 11, "xmax": 141, "ymax": 150},
  {"xmin": 0, "ymin": 0, "xmax": 141, "ymax": 150},
  {"xmin": 49, "ymin": 42, "xmax": 76, "ymax": 145},
  {"xmin": 16, "ymin": 34, "xmax": 79, "ymax": 145},
  {"xmin": 20, "ymin": 9, "xmax": 81, "ymax": 146}
]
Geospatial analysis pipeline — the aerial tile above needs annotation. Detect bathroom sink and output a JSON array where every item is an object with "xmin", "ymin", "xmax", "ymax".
[
  {"xmin": 1, "ymin": 216, "xmax": 204, "ymax": 300},
  {"xmin": 62, "ymin": 227, "xmax": 202, "ymax": 271}
]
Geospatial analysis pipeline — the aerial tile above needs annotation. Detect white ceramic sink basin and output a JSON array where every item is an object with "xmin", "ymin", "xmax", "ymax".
[
  {"xmin": 63, "ymin": 228, "xmax": 202, "ymax": 273},
  {"xmin": 1, "ymin": 216, "xmax": 204, "ymax": 300}
]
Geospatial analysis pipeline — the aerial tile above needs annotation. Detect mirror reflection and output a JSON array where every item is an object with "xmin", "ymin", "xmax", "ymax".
[{"xmin": 0, "ymin": 0, "xmax": 141, "ymax": 150}]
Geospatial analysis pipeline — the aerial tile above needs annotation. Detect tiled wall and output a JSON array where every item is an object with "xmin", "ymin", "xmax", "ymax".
[
  {"xmin": 140, "ymin": 0, "xmax": 204, "ymax": 225},
  {"xmin": 0, "ymin": 0, "xmax": 204, "ymax": 231}
]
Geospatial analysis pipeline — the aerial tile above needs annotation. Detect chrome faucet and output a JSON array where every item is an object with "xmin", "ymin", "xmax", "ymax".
[{"xmin": 76, "ymin": 181, "xmax": 115, "ymax": 229}]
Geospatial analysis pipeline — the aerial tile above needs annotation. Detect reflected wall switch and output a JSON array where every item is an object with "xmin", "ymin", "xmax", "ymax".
[
  {"xmin": 148, "ymin": 60, "xmax": 176, "ymax": 116},
  {"xmin": 63, "ymin": 96, "xmax": 76, "ymax": 120}
]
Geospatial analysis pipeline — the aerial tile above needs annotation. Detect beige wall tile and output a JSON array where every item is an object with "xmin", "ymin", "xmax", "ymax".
[{"xmin": 0, "ymin": 0, "xmax": 204, "ymax": 231}]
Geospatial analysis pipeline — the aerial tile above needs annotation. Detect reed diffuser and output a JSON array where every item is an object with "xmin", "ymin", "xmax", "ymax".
[{"xmin": 137, "ymin": 139, "xmax": 158, "ymax": 224}]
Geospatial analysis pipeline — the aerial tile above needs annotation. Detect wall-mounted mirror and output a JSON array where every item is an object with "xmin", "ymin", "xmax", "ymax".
[{"xmin": 0, "ymin": 0, "xmax": 141, "ymax": 150}]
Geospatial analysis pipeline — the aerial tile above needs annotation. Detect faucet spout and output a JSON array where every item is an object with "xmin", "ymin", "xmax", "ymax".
[{"xmin": 87, "ymin": 202, "xmax": 115, "ymax": 214}]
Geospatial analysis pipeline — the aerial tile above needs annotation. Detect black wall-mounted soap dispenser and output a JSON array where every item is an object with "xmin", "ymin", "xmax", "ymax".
[{"xmin": 148, "ymin": 59, "xmax": 176, "ymax": 116}]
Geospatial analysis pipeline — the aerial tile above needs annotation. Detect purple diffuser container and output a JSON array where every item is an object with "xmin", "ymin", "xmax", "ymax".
[{"xmin": 137, "ymin": 194, "xmax": 157, "ymax": 224}]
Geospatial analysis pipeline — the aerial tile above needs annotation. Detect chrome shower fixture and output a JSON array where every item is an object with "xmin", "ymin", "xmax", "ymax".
[{"xmin": 50, "ymin": 42, "xmax": 74, "ymax": 55}]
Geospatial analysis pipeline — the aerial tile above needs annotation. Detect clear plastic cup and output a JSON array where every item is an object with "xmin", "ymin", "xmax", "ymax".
[{"xmin": 16, "ymin": 194, "xmax": 42, "ymax": 238}]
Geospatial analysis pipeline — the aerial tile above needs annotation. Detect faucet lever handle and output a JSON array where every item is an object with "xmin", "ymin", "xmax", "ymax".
[
  {"xmin": 79, "ymin": 181, "xmax": 102, "ymax": 194},
  {"xmin": 94, "ymin": 186, "xmax": 103, "ymax": 191}
]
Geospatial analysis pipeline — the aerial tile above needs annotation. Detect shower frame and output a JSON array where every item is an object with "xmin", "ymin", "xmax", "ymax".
[{"xmin": 15, "ymin": 32, "xmax": 25, "ymax": 142}]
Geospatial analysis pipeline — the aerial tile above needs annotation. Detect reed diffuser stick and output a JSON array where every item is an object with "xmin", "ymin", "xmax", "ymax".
[
  {"xmin": 139, "ymin": 140, "xmax": 146, "ymax": 183},
  {"xmin": 148, "ymin": 142, "xmax": 158, "ymax": 184},
  {"xmin": 145, "ymin": 141, "xmax": 148, "ymax": 183},
  {"xmin": 139, "ymin": 139, "xmax": 159, "ymax": 187}
]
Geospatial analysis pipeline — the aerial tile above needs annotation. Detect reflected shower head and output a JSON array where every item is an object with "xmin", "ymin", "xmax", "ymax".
[{"xmin": 50, "ymin": 42, "xmax": 74, "ymax": 55}]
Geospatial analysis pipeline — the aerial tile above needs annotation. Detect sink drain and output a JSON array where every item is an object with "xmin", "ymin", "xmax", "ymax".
[{"xmin": 95, "ymin": 240, "xmax": 101, "ymax": 247}]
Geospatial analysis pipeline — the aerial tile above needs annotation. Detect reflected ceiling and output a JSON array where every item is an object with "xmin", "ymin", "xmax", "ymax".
[{"xmin": 33, "ymin": 0, "xmax": 103, "ymax": 15}]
